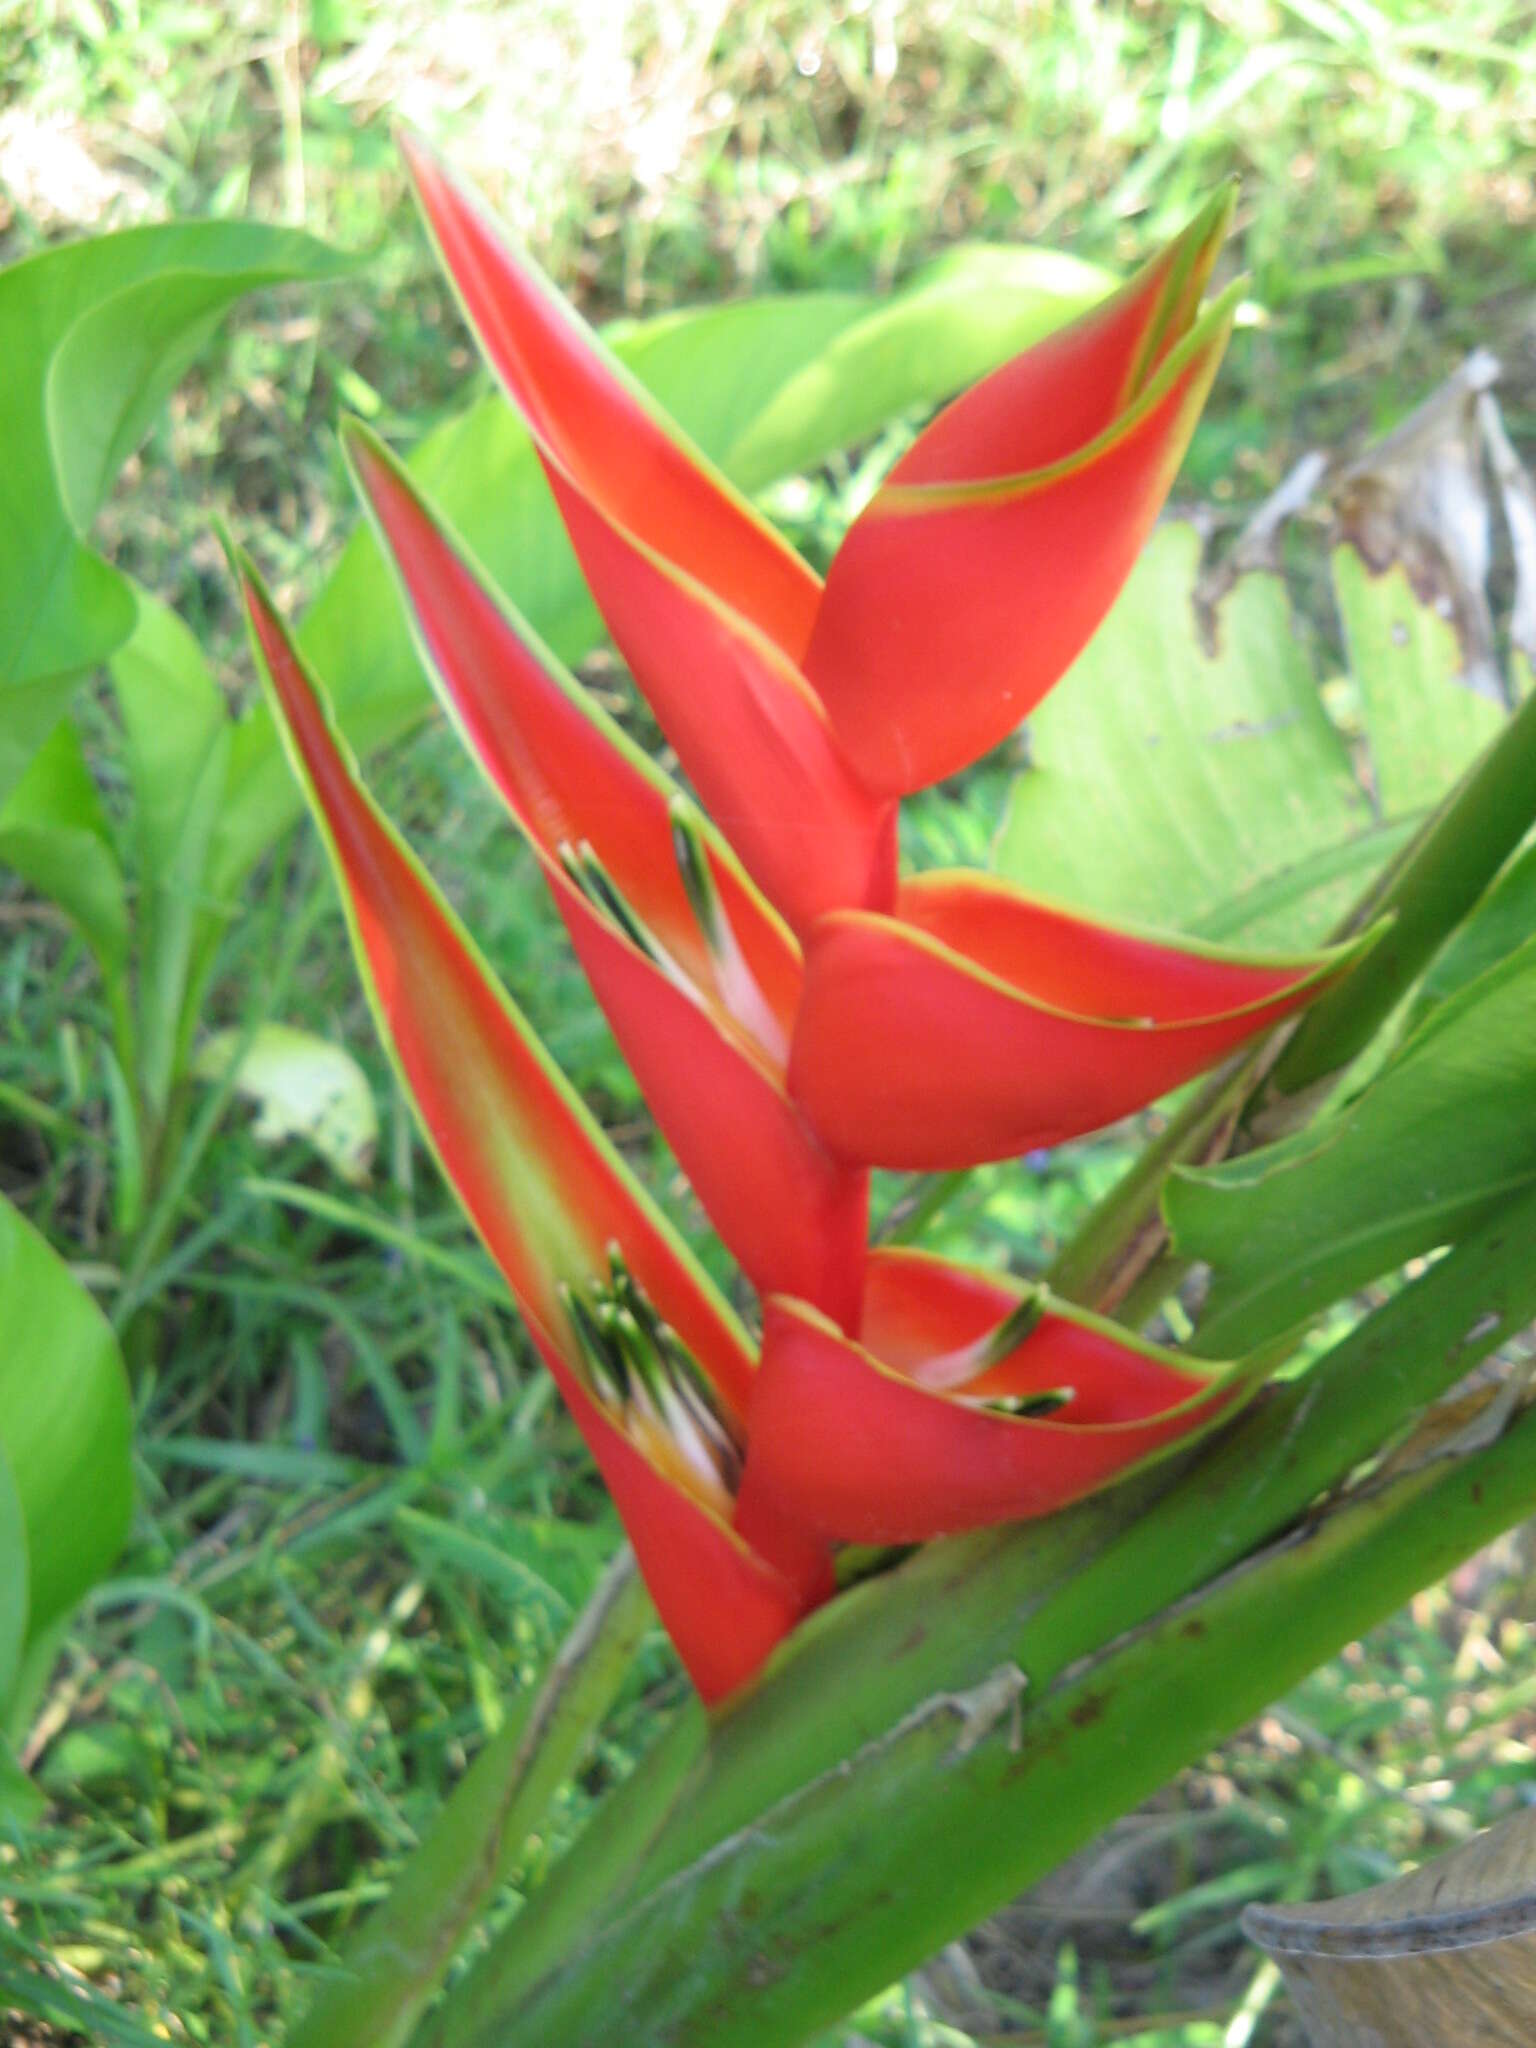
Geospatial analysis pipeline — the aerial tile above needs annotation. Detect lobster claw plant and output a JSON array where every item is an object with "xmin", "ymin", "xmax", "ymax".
[{"xmin": 246, "ymin": 143, "xmax": 1536, "ymax": 2048}]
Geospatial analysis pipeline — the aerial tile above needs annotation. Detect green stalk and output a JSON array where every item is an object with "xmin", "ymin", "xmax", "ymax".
[
  {"xmin": 289, "ymin": 1549, "xmax": 653, "ymax": 2048},
  {"xmin": 489, "ymin": 1401, "xmax": 1536, "ymax": 2047},
  {"xmin": 113, "ymin": 845, "xmax": 319, "ymax": 1332},
  {"xmin": 425, "ymin": 1474, "xmax": 1197, "ymax": 2048},
  {"xmin": 1044, "ymin": 1049, "xmax": 1255, "ymax": 1309},
  {"xmin": 416, "ymin": 1703, "xmax": 707, "ymax": 2048},
  {"xmin": 638, "ymin": 1179, "xmax": 1536, "ymax": 1885},
  {"xmin": 431, "ymin": 1187, "xmax": 1536, "ymax": 2046}
]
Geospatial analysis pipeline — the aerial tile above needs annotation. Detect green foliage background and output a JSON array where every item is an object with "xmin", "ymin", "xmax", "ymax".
[{"xmin": 1, "ymin": 3, "xmax": 1534, "ymax": 2043}]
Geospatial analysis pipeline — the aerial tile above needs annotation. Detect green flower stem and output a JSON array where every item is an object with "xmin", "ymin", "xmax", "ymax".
[
  {"xmin": 289, "ymin": 1548, "xmax": 653, "ymax": 2048},
  {"xmin": 418, "ymin": 1700, "xmax": 707, "ymax": 2048},
  {"xmin": 636, "ymin": 1178, "xmax": 1536, "ymax": 1887},
  {"xmin": 1043, "ymin": 1050, "xmax": 1256, "ymax": 1310}
]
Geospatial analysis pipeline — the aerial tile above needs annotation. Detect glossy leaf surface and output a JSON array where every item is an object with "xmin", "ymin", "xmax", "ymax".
[{"xmin": 0, "ymin": 220, "xmax": 351, "ymax": 794}]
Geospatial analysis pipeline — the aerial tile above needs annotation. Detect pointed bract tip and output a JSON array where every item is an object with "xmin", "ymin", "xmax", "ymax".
[
  {"xmin": 336, "ymin": 410, "xmax": 399, "ymax": 499},
  {"xmin": 210, "ymin": 516, "xmax": 258, "ymax": 595},
  {"xmin": 1200, "ymin": 176, "xmax": 1240, "ymax": 241},
  {"xmin": 393, "ymin": 119, "xmax": 437, "ymax": 177}
]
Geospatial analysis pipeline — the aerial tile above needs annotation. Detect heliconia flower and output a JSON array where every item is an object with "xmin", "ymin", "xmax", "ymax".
[
  {"xmin": 395, "ymin": 140, "xmax": 1362, "ymax": 1174},
  {"xmin": 397, "ymin": 127, "xmax": 896, "ymax": 937},
  {"xmin": 744, "ymin": 1249, "xmax": 1251, "ymax": 1544},
  {"xmin": 400, "ymin": 130, "xmax": 1237, "ymax": 831},
  {"xmin": 801, "ymin": 189, "xmax": 1240, "ymax": 793},
  {"xmin": 340, "ymin": 418, "xmax": 868, "ymax": 1333},
  {"xmin": 233, "ymin": 551, "xmax": 830, "ymax": 1705},
  {"xmin": 234, "ymin": 151, "xmax": 1381, "ymax": 1701}
]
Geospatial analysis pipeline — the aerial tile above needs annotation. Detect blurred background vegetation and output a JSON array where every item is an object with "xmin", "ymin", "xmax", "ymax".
[{"xmin": 1, "ymin": 2, "xmax": 1534, "ymax": 2042}]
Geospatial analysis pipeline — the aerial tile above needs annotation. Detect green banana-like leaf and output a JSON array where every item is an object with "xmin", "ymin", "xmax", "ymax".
[
  {"xmin": 995, "ymin": 520, "xmax": 1501, "ymax": 953},
  {"xmin": 0, "ymin": 1446, "xmax": 27, "ymax": 1711},
  {"xmin": 109, "ymin": 591, "xmax": 234, "ymax": 1125},
  {"xmin": 1332, "ymin": 543, "xmax": 1507, "ymax": 818},
  {"xmin": 0, "ymin": 718, "xmax": 128, "ymax": 984}
]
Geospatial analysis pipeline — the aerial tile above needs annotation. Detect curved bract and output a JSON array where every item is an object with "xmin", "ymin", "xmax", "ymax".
[
  {"xmin": 237, "ymin": 142, "xmax": 1365, "ymax": 1703},
  {"xmin": 746, "ymin": 1254, "xmax": 1245, "ymax": 1545},
  {"xmin": 236, "ymin": 554, "xmax": 826, "ymax": 1700},
  {"xmin": 342, "ymin": 421, "xmax": 867, "ymax": 1330},
  {"xmin": 788, "ymin": 875, "xmax": 1363, "ymax": 1169}
]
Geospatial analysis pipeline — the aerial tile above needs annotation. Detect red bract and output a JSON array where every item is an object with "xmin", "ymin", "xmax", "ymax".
[
  {"xmin": 399, "ymin": 138, "xmax": 1357, "ymax": 1174},
  {"xmin": 342, "ymin": 422, "xmax": 869, "ymax": 1334},
  {"xmin": 238, "ymin": 144, "xmax": 1366, "ymax": 1702},
  {"xmin": 236, "ymin": 555, "xmax": 827, "ymax": 1706},
  {"xmin": 747, "ymin": 1251, "xmax": 1252, "ymax": 1544}
]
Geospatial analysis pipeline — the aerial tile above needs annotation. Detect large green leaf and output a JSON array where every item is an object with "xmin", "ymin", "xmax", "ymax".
[
  {"xmin": 1416, "ymin": 838, "xmax": 1536, "ymax": 1012},
  {"xmin": 1166, "ymin": 935, "xmax": 1536, "ymax": 1351},
  {"xmin": 995, "ymin": 522, "xmax": 1486, "ymax": 949},
  {"xmin": 998, "ymin": 366, "xmax": 1527, "ymax": 959},
  {"xmin": 722, "ymin": 242, "xmax": 1109, "ymax": 485},
  {"xmin": 0, "ymin": 1196, "xmax": 133, "ymax": 1642},
  {"xmin": 998, "ymin": 523, "xmax": 1398, "ymax": 949},
  {"xmin": 0, "ymin": 220, "xmax": 353, "ymax": 794},
  {"xmin": 213, "ymin": 252, "xmax": 1112, "ymax": 895},
  {"xmin": 1332, "ymin": 545, "xmax": 1508, "ymax": 818}
]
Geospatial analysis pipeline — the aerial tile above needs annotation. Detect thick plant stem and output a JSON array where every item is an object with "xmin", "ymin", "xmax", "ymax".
[
  {"xmin": 418, "ymin": 1702, "xmax": 706, "ymax": 2048},
  {"xmin": 439, "ymin": 1192, "xmax": 1536, "ymax": 2047},
  {"xmin": 1044, "ymin": 1050, "xmax": 1254, "ymax": 1311},
  {"xmin": 632, "ymin": 1182, "xmax": 1536, "ymax": 1889},
  {"xmin": 504, "ymin": 1399, "xmax": 1536, "ymax": 2048},
  {"xmin": 289, "ymin": 1548, "xmax": 653, "ymax": 2048}
]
